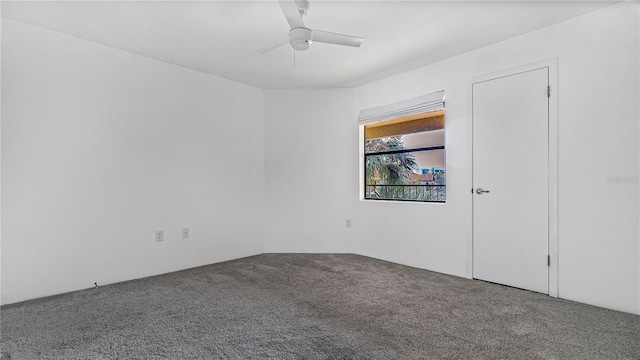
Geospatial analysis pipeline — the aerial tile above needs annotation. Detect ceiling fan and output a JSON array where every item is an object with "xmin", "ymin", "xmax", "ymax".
[{"xmin": 258, "ymin": 0, "xmax": 365, "ymax": 53}]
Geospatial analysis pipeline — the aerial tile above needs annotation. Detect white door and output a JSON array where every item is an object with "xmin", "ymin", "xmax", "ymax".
[{"xmin": 472, "ymin": 67, "xmax": 549, "ymax": 294}]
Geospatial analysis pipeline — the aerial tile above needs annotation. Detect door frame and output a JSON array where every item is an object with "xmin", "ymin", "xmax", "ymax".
[{"xmin": 465, "ymin": 59, "xmax": 559, "ymax": 297}]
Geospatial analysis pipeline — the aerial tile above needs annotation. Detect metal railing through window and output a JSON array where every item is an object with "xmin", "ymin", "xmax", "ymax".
[{"xmin": 365, "ymin": 184, "xmax": 446, "ymax": 202}]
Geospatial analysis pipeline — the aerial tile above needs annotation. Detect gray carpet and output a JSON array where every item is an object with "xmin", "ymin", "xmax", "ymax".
[{"xmin": 1, "ymin": 254, "xmax": 639, "ymax": 359}]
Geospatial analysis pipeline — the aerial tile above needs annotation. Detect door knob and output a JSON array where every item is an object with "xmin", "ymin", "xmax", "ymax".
[{"xmin": 476, "ymin": 188, "xmax": 490, "ymax": 195}]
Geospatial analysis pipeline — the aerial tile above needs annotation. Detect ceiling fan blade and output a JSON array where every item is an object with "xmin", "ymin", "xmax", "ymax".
[
  {"xmin": 278, "ymin": 1, "xmax": 305, "ymax": 29},
  {"xmin": 311, "ymin": 30, "xmax": 365, "ymax": 47},
  {"xmin": 257, "ymin": 36, "xmax": 289, "ymax": 54}
]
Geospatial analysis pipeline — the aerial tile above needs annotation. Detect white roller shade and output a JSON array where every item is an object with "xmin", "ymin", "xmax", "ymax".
[{"xmin": 358, "ymin": 90, "xmax": 445, "ymax": 125}]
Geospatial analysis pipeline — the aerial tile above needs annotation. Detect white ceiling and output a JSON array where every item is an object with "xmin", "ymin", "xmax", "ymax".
[{"xmin": 2, "ymin": 1, "xmax": 616, "ymax": 89}]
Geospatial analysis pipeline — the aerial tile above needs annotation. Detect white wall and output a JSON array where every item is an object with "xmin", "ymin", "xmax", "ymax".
[
  {"xmin": 353, "ymin": 2, "xmax": 639, "ymax": 314},
  {"xmin": 262, "ymin": 3, "xmax": 638, "ymax": 314},
  {"xmin": 1, "ymin": 19, "xmax": 264, "ymax": 305},
  {"xmin": 263, "ymin": 90, "xmax": 357, "ymax": 253},
  {"xmin": 0, "ymin": 11, "xmax": 3, "ymax": 305}
]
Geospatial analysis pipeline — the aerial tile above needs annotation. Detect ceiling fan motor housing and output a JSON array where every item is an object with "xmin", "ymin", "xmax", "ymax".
[{"xmin": 289, "ymin": 27, "xmax": 313, "ymax": 51}]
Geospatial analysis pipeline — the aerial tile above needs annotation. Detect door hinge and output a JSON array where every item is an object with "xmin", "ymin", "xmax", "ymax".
[
  {"xmin": 547, "ymin": 255, "xmax": 551, "ymax": 266},
  {"xmin": 547, "ymin": 86, "xmax": 551, "ymax": 97}
]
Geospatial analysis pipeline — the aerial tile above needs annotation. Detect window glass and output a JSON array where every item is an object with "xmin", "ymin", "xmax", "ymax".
[{"xmin": 364, "ymin": 115, "xmax": 445, "ymax": 202}]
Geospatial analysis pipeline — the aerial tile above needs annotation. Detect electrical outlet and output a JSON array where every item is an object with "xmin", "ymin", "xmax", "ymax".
[
  {"xmin": 346, "ymin": 219, "xmax": 352, "ymax": 228},
  {"xmin": 182, "ymin": 228, "xmax": 190, "ymax": 239},
  {"xmin": 155, "ymin": 230, "xmax": 164, "ymax": 242}
]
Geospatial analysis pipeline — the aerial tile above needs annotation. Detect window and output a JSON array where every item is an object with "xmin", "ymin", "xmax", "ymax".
[
  {"xmin": 364, "ymin": 111, "xmax": 445, "ymax": 202},
  {"xmin": 358, "ymin": 91, "xmax": 446, "ymax": 203}
]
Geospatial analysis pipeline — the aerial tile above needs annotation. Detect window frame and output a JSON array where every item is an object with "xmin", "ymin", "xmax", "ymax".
[{"xmin": 361, "ymin": 116, "xmax": 446, "ymax": 204}]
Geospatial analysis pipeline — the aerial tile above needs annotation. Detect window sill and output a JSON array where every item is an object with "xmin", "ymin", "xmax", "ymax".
[{"xmin": 359, "ymin": 198, "xmax": 446, "ymax": 205}]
